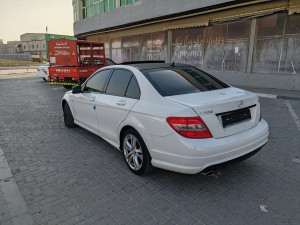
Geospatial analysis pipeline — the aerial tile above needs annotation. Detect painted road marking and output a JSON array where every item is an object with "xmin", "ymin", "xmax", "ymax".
[
  {"xmin": 286, "ymin": 101, "xmax": 300, "ymax": 132},
  {"xmin": 49, "ymin": 82, "xmax": 78, "ymax": 86},
  {"xmin": 0, "ymin": 147, "xmax": 34, "ymax": 225},
  {"xmin": 292, "ymin": 158, "xmax": 300, "ymax": 164}
]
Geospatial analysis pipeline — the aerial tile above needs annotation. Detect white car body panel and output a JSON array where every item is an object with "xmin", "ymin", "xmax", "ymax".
[
  {"xmin": 166, "ymin": 87, "xmax": 260, "ymax": 138},
  {"xmin": 149, "ymin": 119, "xmax": 268, "ymax": 174},
  {"xmin": 62, "ymin": 65, "xmax": 269, "ymax": 174},
  {"xmin": 95, "ymin": 94, "xmax": 138, "ymax": 143},
  {"xmin": 70, "ymin": 92, "xmax": 99, "ymax": 132}
]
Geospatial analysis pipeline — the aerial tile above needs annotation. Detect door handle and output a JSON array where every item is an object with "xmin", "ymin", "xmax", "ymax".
[
  {"xmin": 116, "ymin": 100, "xmax": 126, "ymax": 106},
  {"xmin": 90, "ymin": 97, "xmax": 96, "ymax": 102}
]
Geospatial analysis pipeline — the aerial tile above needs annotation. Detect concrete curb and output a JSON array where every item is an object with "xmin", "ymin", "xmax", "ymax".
[
  {"xmin": 257, "ymin": 93, "xmax": 300, "ymax": 101},
  {"xmin": 0, "ymin": 147, "xmax": 34, "ymax": 225}
]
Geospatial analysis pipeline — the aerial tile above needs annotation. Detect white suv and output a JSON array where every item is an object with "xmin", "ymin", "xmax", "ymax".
[{"xmin": 62, "ymin": 63, "xmax": 269, "ymax": 175}]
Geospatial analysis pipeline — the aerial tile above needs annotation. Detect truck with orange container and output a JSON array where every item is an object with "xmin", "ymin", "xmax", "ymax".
[{"xmin": 48, "ymin": 39, "xmax": 115, "ymax": 88}]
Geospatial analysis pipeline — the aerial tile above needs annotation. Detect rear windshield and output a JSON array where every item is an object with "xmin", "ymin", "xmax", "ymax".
[{"xmin": 141, "ymin": 67, "xmax": 229, "ymax": 97}]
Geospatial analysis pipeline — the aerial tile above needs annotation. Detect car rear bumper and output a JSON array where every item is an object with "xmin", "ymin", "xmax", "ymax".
[
  {"xmin": 149, "ymin": 119, "xmax": 269, "ymax": 174},
  {"xmin": 36, "ymin": 71, "xmax": 45, "ymax": 78}
]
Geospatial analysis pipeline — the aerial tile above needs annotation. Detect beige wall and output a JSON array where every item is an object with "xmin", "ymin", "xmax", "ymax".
[
  {"xmin": 20, "ymin": 33, "xmax": 46, "ymax": 42},
  {"xmin": 7, "ymin": 41, "xmax": 21, "ymax": 54},
  {"xmin": 0, "ymin": 43, "xmax": 7, "ymax": 54},
  {"xmin": 20, "ymin": 33, "xmax": 47, "ymax": 59}
]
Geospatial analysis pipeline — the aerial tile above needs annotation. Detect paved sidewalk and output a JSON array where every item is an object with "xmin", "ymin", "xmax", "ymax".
[
  {"xmin": 237, "ymin": 86, "xmax": 300, "ymax": 100},
  {"xmin": 0, "ymin": 68, "xmax": 36, "ymax": 75},
  {"xmin": 0, "ymin": 147, "xmax": 34, "ymax": 225},
  {"xmin": 0, "ymin": 65, "xmax": 41, "ymax": 71},
  {"xmin": 0, "ymin": 77, "xmax": 299, "ymax": 225},
  {"xmin": 0, "ymin": 68, "xmax": 36, "ymax": 80}
]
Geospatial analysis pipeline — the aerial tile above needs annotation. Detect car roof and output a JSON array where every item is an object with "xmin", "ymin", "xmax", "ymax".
[{"xmin": 121, "ymin": 63, "xmax": 192, "ymax": 71}]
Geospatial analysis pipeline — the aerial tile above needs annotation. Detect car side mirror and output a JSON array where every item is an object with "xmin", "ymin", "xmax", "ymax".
[{"xmin": 72, "ymin": 85, "xmax": 82, "ymax": 94}]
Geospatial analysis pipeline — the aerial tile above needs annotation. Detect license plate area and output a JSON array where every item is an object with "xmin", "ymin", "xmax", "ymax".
[{"xmin": 217, "ymin": 105, "xmax": 255, "ymax": 128}]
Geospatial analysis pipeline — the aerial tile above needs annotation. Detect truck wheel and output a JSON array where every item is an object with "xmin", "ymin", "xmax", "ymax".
[
  {"xmin": 63, "ymin": 85, "xmax": 72, "ymax": 89},
  {"xmin": 64, "ymin": 103, "xmax": 75, "ymax": 128}
]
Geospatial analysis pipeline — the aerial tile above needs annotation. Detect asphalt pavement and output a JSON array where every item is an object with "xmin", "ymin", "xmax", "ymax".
[{"xmin": 0, "ymin": 75, "xmax": 299, "ymax": 225}]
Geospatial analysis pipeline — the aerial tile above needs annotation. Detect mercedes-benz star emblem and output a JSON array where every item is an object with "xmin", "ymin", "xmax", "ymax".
[{"xmin": 238, "ymin": 100, "xmax": 244, "ymax": 108}]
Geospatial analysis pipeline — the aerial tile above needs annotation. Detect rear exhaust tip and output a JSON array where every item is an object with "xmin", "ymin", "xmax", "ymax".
[{"xmin": 201, "ymin": 171, "xmax": 216, "ymax": 176}]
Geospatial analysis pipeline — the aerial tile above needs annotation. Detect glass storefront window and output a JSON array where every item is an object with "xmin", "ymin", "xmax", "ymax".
[
  {"xmin": 257, "ymin": 13, "xmax": 286, "ymax": 37},
  {"xmin": 204, "ymin": 21, "xmax": 250, "ymax": 72},
  {"xmin": 254, "ymin": 12, "xmax": 300, "ymax": 74},
  {"xmin": 119, "ymin": 32, "xmax": 166, "ymax": 62},
  {"xmin": 171, "ymin": 21, "xmax": 250, "ymax": 72},
  {"xmin": 171, "ymin": 28, "xmax": 204, "ymax": 68},
  {"xmin": 111, "ymin": 38, "xmax": 122, "ymax": 63},
  {"xmin": 227, "ymin": 20, "xmax": 250, "ymax": 39},
  {"xmin": 141, "ymin": 34, "xmax": 152, "ymax": 61},
  {"xmin": 282, "ymin": 37, "xmax": 300, "ymax": 74},
  {"xmin": 205, "ymin": 24, "xmax": 227, "ymax": 40},
  {"xmin": 285, "ymin": 13, "xmax": 300, "ymax": 35},
  {"xmin": 253, "ymin": 38, "xmax": 282, "ymax": 73}
]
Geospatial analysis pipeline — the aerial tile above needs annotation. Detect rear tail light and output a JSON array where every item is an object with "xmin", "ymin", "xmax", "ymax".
[
  {"xmin": 166, "ymin": 117, "xmax": 212, "ymax": 139},
  {"xmin": 259, "ymin": 113, "xmax": 262, "ymax": 122},
  {"xmin": 259, "ymin": 107, "xmax": 262, "ymax": 122},
  {"xmin": 43, "ymin": 70, "xmax": 47, "ymax": 75}
]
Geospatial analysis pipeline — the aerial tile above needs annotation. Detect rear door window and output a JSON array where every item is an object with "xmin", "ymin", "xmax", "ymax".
[
  {"xmin": 105, "ymin": 69, "xmax": 132, "ymax": 96},
  {"xmin": 125, "ymin": 77, "xmax": 140, "ymax": 99},
  {"xmin": 142, "ymin": 67, "xmax": 229, "ymax": 96}
]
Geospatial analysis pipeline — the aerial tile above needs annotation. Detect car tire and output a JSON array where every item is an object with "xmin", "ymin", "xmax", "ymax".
[
  {"xmin": 63, "ymin": 103, "xmax": 75, "ymax": 128},
  {"xmin": 122, "ymin": 129, "xmax": 153, "ymax": 175},
  {"xmin": 43, "ymin": 78, "xmax": 47, "ymax": 81}
]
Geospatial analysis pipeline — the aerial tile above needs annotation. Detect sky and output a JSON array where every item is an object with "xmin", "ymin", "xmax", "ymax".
[{"xmin": 0, "ymin": 0, "xmax": 74, "ymax": 43}]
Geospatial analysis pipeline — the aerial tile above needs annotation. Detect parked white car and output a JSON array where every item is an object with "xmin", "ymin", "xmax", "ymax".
[
  {"xmin": 36, "ymin": 63, "xmax": 49, "ymax": 81},
  {"xmin": 62, "ymin": 63, "xmax": 269, "ymax": 175}
]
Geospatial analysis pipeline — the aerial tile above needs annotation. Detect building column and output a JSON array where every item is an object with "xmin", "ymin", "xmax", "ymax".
[
  {"xmin": 246, "ymin": 18, "xmax": 257, "ymax": 74},
  {"xmin": 167, "ymin": 30, "xmax": 172, "ymax": 63}
]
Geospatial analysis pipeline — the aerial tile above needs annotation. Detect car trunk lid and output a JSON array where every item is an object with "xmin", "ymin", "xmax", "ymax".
[{"xmin": 166, "ymin": 87, "xmax": 260, "ymax": 138}]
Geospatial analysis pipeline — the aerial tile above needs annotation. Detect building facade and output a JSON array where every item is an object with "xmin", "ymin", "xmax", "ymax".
[
  {"xmin": 0, "ymin": 39, "xmax": 8, "ymax": 54},
  {"xmin": 73, "ymin": 0, "xmax": 300, "ymax": 90},
  {"xmin": 7, "ymin": 41, "xmax": 22, "ymax": 54},
  {"xmin": 20, "ymin": 33, "xmax": 77, "ymax": 61}
]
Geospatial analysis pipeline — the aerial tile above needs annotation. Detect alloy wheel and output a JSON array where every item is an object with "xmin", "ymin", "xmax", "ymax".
[{"xmin": 123, "ymin": 134, "xmax": 143, "ymax": 170}]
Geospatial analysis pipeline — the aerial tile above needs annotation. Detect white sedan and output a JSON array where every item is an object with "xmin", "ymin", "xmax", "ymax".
[
  {"xmin": 36, "ymin": 63, "xmax": 49, "ymax": 81},
  {"xmin": 62, "ymin": 63, "xmax": 269, "ymax": 175}
]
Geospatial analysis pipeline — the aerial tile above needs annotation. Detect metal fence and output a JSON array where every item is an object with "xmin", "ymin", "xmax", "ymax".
[{"xmin": 0, "ymin": 54, "xmax": 31, "ymax": 61}]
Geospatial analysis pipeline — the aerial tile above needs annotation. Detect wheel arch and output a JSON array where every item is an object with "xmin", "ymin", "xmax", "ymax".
[
  {"xmin": 118, "ymin": 123, "xmax": 154, "ymax": 159},
  {"xmin": 119, "ymin": 125, "xmax": 136, "ymax": 150},
  {"xmin": 62, "ymin": 99, "xmax": 67, "ymax": 111}
]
